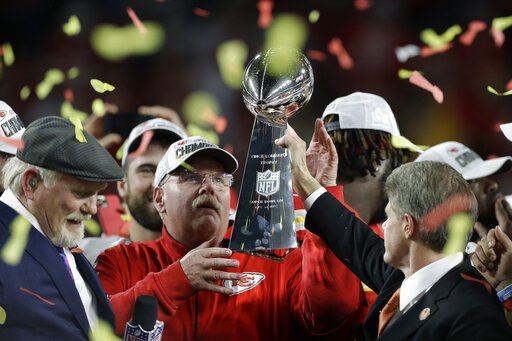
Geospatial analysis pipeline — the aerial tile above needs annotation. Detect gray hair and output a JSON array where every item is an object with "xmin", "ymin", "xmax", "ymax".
[
  {"xmin": 2, "ymin": 157, "xmax": 61, "ymax": 195},
  {"xmin": 385, "ymin": 161, "xmax": 477, "ymax": 252}
]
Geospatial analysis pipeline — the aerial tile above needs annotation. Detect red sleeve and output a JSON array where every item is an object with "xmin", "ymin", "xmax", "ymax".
[
  {"xmin": 96, "ymin": 248, "xmax": 196, "ymax": 336},
  {"xmin": 287, "ymin": 186, "xmax": 367, "ymax": 335}
]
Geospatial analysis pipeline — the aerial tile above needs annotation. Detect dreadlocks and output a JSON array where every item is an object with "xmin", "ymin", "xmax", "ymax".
[{"xmin": 324, "ymin": 114, "xmax": 411, "ymax": 182}]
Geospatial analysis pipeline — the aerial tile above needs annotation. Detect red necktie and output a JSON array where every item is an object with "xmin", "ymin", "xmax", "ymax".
[{"xmin": 378, "ymin": 287, "xmax": 401, "ymax": 336}]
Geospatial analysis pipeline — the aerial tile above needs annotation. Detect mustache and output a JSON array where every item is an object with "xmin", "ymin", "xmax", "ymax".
[
  {"xmin": 192, "ymin": 195, "xmax": 221, "ymax": 211},
  {"xmin": 66, "ymin": 214, "xmax": 92, "ymax": 222}
]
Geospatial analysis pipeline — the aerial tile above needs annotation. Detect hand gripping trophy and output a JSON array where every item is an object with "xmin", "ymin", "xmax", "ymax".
[{"xmin": 229, "ymin": 47, "xmax": 314, "ymax": 254}]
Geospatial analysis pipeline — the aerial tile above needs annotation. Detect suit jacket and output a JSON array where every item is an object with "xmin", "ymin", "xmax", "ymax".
[
  {"xmin": 305, "ymin": 192, "xmax": 512, "ymax": 340},
  {"xmin": 0, "ymin": 201, "xmax": 115, "ymax": 340}
]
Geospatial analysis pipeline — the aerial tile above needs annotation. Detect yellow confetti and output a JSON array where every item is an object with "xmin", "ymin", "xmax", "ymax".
[
  {"xmin": 120, "ymin": 212, "xmax": 131, "ymax": 222},
  {"xmin": 1, "ymin": 215, "xmax": 31, "ymax": 266},
  {"xmin": 62, "ymin": 15, "xmax": 81, "ymax": 36},
  {"xmin": 0, "ymin": 305, "xmax": 5, "ymax": 325},
  {"xmin": 492, "ymin": 16, "xmax": 512, "ymax": 31},
  {"xmin": 398, "ymin": 69, "xmax": 414, "ymax": 79},
  {"xmin": 61, "ymin": 102, "xmax": 88, "ymax": 122},
  {"xmin": 116, "ymin": 139, "xmax": 127, "ymax": 160},
  {"xmin": 264, "ymin": 14, "xmax": 308, "ymax": 53},
  {"xmin": 92, "ymin": 98, "xmax": 106, "ymax": 117},
  {"xmin": 486, "ymin": 85, "xmax": 512, "ymax": 96},
  {"xmin": 2, "ymin": 42, "xmax": 14, "ymax": 66},
  {"xmin": 89, "ymin": 319, "xmax": 121, "ymax": 341},
  {"xmin": 36, "ymin": 68, "xmax": 65, "ymax": 100},
  {"xmin": 308, "ymin": 10, "xmax": 320, "ymax": 23},
  {"xmin": 19, "ymin": 86, "xmax": 31, "ymax": 100},
  {"xmin": 420, "ymin": 25, "xmax": 462, "ymax": 49},
  {"xmin": 216, "ymin": 39, "xmax": 248, "ymax": 90},
  {"xmin": 84, "ymin": 219, "xmax": 101, "ymax": 236},
  {"xmin": 67, "ymin": 67, "xmax": 80, "ymax": 79},
  {"xmin": 69, "ymin": 116, "xmax": 87, "ymax": 143},
  {"xmin": 443, "ymin": 213, "xmax": 473, "ymax": 255},
  {"xmin": 90, "ymin": 79, "xmax": 115, "ymax": 93},
  {"xmin": 391, "ymin": 135, "xmax": 428, "ymax": 153}
]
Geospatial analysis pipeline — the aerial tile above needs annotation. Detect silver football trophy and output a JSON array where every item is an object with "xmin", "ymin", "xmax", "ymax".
[{"xmin": 229, "ymin": 47, "xmax": 314, "ymax": 253}]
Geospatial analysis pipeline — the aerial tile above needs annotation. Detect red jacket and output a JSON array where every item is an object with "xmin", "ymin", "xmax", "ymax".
[{"xmin": 96, "ymin": 187, "xmax": 369, "ymax": 340}]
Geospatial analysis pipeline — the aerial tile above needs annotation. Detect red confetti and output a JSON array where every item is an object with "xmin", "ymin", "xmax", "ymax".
[
  {"xmin": 257, "ymin": 0, "xmax": 273, "ymax": 29},
  {"xmin": 420, "ymin": 193, "xmax": 474, "ymax": 231},
  {"xmin": 420, "ymin": 43, "xmax": 452, "ymax": 57},
  {"xmin": 126, "ymin": 7, "xmax": 147, "ymax": 34},
  {"xmin": 327, "ymin": 38, "xmax": 354, "ymax": 70},
  {"xmin": 214, "ymin": 116, "xmax": 227, "ymax": 134},
  {"xmin": 127, "ymin": 130, "xmax": 154, "ymax": 160},
  {"xmin": 64, "ymin": 88, "xmax": 74, "ymax": 103},
  {"xmin": 459, "ymin": 20, "xmax": 487, "ymax": 46},
  {"xmin": 490, "ymin": 27, "xmax": 505, "ymax": 48},
  {"xmin": 409, "ymin": 71, "xmax": 444, "ymax": 103},
  {"xmin": 506, "ymin": 79, "xmax": 512, "ymax": 91},
  {"xmin": 0, "ymin": 136, "xmax": 24, "ymax": 150},
  {"xmin": 224, "ymin": 144, "xmax": 234, "ymax": 154},
  {"xmin": 306, "ymin": 50, "xmax": 327, "ymax": 62},
  {"xmin": 354, "ymin": 0, "xmax": 372, "ymax": 11},
  {"xmin": 19, "ymin": 287, "xmax": 55, "ymax": 305},
  {"xmin": 193, "ymin": 8, "xmax": 210, "ymax": 17}
]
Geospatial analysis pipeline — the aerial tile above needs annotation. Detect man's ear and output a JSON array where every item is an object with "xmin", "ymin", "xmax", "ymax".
[
  {"xmin": 117, "ymin": 178, "xmax": 128, "ymax": 202},
  {"xmin": 402, "ymin": 213, "xmax": 416, "ymax": 239},
  {"xmin": 153, "ymin": 186, "xmax": 165, "ymax": 213},
  {"xmin": 21, "ymin": 169, "xmax": 40, "ymax": 200}
]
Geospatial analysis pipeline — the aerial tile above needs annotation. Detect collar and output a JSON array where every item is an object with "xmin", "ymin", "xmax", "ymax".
[
  {"xmin": 0, "ymin": 189, "xmax": 46, "ymax": 238},
  {"xmin": 399, "ymin": 252, "xmax": 463, "ymax": 311}
]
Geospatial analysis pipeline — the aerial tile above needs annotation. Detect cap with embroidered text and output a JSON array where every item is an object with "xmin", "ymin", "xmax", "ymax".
[{"xmin": 0, "ymin": 100, "xmax": 25, "ymax": 155}]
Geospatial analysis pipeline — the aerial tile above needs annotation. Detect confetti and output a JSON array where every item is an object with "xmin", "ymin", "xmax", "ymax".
[
  {"xmin": 2, "ymin": 42, "xmax": 14, "ymax": 66},
  {"xmin": 391, "ymin": 135, "xmax": 428, "ymax": 152},
  {"xmin": 62, "ymin": 15, "xmax": 81, "ymax": 36},
  {"xmin": 126, "ymin": 7, "xmax": 147, "ymax": 34},
  {"xmin": 327, "ymin": 37, "xmax": 354, "ymax": 70},
  {"xmin": 89, "ymin": 319, "xmax": 122, "ymax": 341},
  {"xmin": 1, "ymin": 215, "xmax": 31, "ymax": 266},
  {"xmin": 36, "ymin": 68, "xmax": 65, "ymax": 100},
  {"xmin": 64, "ymin": 88, "xmax": 74, "ymax": 103},
  {"xmin": 500, "ymin": 123, "xmax": 512, "ymax": 142},
  {"xmin": 420, "ymin": 43, "xmax": 453, "ymax": 58},
  {"xmin": 193, "ymin": 8, "xmax": 210, "ymax": 17},
  {"xmin": 443, "ymin": 213, "xmax": 473, "ymax": 255},
  {"xmin": 395, "ymin": 44, "xmax": 420, "ymax": 63},
  {"xmin": 67, "ymin": 67, "xmax": 79, "ymax": 79},
  {"xmin": 69, "ymin": 116, "xmax": 87, "ymax": 143},
  {"xmin": 128, "ymin": 130, "xmax": 154, "ymax": 160},
  {"xmin": 19, "ymin": 86, "xmax": 30, "ymax": 100},
  {"xmin": 84, "ymin": 219, "xmax": 101, "ymax": 236},
  {"xmin": 116, "ymin": 139, "xmax": 127, "ymax": 160},
  {"xmin": 90, "ymin": 79, "xmax": 115, "ymax": 93},
  {"xmin": 257, "ymin": 0, "xmax": 273, "ymax": 29},
  {"xmin": 0, "ymin": 305, "xmax": 5, "ymax": 325},
  {"xmin": 61, "ymin": 101, "xmax": 88, "ymax": 122},
  {"xmin": 486, "ymin": 85, "xmax": 512, "ymax": 96},
  {"xmin": 490, "ymin": 27, "xmax": 506, "ymax": 48},
  {"xmin": 214, "ymin": 116, "xmax": 227, "ymax": 134},
  {"xmin": 398, "ymin": 68, "xmax": 414, "ymax": 79},
  {"xmin": 492, "ymin": 16, "xmax": 512, "ymax": 32},
  {"xmin": 408, "ymin": 71, "xmax": 443, "ymax": 103},
  {"xmin": 306, "ymin": 50, "xmax": 326, "ymax": 61},
  {"xmin": 420, "ymin": 25, "xmax": 462, "ymax": 49},
  {"xmin": 308, "ymin": 10, "xmax": 320, "ymax": 23},
  {"xmin": 458, "ymin": 20, "xmax": 487, "ymax": 46},
  {"xmin": 216, "ymin": 39, "xmax": 248, "ymax": 90},
  {"xmin": 354, "ymin": 0, "xmax": 372, "ymax": 11},
  {"xmin": 92, "ymin": 98, "xmax": 106, "ymax": 117},
  {"xmin": 0, "ymin": 136, "xmax": 24, "ymax": 150},
  {"xmin": 507, "ymin": 79, "xmax": 512, "ymax": 91},
  {"xmin": 263, "ymin": 14, "xmax": 308, "ymax": 53}
]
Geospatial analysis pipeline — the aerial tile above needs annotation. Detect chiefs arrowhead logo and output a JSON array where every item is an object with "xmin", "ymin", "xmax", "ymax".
[{"xmin": 223, "ymin": 272, "xmax": 265, "ymax": 296}]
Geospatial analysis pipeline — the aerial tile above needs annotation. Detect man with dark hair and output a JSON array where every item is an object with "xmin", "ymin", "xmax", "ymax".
[
  {"xmin": 0, "ymin": 100, "xmax": 25, "ymax": 193},
  {"xmin": 277, "ymin": 123, "xmax": 512, "ymax": 340},
  {"xmin": 80, "ymin": 118, "xmax": 187, "ymax": 264},
  {"xmin": 0, "ymin": 116, "xmax": 124, "ymax": 340}
]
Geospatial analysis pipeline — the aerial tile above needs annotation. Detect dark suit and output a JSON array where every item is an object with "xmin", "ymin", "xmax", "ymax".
[
  {"xmin": 305, "ymin": 192, "xmax": 512, "ymax": 340},
  {"xmin": 0, "ymin": 201, "xmax": 115, "ymax": 340}
]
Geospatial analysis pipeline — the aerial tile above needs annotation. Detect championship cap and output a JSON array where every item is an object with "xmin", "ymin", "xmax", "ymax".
[{"xmin": 0, "ymin": 101, "xmax": 25, "ymax": 155}]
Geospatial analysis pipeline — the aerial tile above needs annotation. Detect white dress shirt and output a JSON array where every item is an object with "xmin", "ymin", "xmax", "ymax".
[{"xmin": 0, "ymin": 189, "xmax": 98, "ymax": 328}]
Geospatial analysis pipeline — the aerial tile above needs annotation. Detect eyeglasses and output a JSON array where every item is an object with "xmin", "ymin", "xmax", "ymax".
[{"xmin": 162, "ymin": 169, "xmax": 234, "ymax": 189}]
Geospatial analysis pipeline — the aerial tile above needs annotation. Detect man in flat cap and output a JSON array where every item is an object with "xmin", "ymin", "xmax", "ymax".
[
  {"xmin": 0, "ymin": 116, "xmax": 124, "ymax": 340},
  {"xmin": 0, "ymin": 100, "xmax": 25, "ymax": 193}
]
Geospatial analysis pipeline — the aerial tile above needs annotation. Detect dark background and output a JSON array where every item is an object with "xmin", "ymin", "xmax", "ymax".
[{"xmin": 1, "ymin": 0, "xmax": 512, "ymax": 192}]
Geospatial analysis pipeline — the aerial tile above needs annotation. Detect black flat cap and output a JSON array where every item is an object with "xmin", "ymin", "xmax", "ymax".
[{"xmin": 17, "ymin": 116, "xmax": 124, "ymax": 182}]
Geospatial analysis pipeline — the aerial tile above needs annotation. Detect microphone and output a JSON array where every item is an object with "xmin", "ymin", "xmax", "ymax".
[{"xmin": 124, "ymin": 295, "xmax": 164, "ymax": 341}]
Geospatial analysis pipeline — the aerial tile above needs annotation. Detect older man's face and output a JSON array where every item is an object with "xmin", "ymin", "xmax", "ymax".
[
  {"xmin": 0, "ymin": 152, "xmax": 14, "ymax": 192},
  {"xmin": 29, "ymin": 173, "xmax": 106, "ymax": 247}
]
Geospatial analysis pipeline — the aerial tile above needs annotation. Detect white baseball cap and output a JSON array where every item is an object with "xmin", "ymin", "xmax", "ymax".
[
  {"xmin": 415, "ymin": 141, "xmax": 512, "ymax": 180},
  {"xmin": 0, "ymin": 100, "xmax": 25, "ymax": 155},
  {"xmin": 500, "ymin": 123, "xmax": 512, "ymax": 142},
  {"xmin": 154, "ymin": 136, "xmax": 238, "ymax": 187},
  {"xmin": 321, "ymin": 92, "xmax": 400, "ymax": 136},
  {"xmin": 122, "ymin": 118, "xmax": 187, "ymax": 167}
]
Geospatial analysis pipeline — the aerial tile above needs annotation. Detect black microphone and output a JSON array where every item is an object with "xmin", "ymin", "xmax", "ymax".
[{"xmin": 124, "ymin": 295, "xmax": 164, "ymax": 341}]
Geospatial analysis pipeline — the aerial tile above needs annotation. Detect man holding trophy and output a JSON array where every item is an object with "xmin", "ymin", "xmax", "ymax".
[{"xmin": 96, "ymin": 49, "xmax": 371, "ymax": 339}]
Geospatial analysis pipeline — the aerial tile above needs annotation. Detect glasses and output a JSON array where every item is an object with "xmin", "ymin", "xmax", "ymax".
[{"xmin": 162, "ymin": 169, "xmax": 233, "ymax": 189}]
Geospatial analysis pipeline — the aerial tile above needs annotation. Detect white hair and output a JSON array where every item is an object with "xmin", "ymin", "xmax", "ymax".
[{"xmin": 2, "ymin": 157, "xmax": 61, "ymax": 195}]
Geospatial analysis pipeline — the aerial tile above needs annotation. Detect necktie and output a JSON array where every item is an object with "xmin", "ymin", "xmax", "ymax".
[
  {"xmin": 55, "ymin": 246, "xmax": 74, "ymax": 280},
  {"xmin": 378, "ymin": 287, "xmax": 401, "ymax": 336}
]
